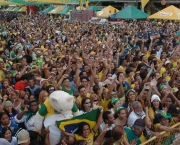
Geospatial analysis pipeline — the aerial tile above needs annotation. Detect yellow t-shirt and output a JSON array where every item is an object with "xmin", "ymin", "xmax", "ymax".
[
  {"xmin": 77, "ymin": 93, "xmax": 91, "ymax": 105},
  {"xmin": 145, "ymin": 51, "xmax": 150, "ymax": 58},
  {"xmin": 0, "ymin": 70, "xmax": 5, "ymax": 82},
  {"xmin": 148, "ymin": 107, "xmax": 155, "ymax": 121},
  {"xmin": 101, "ymin": 99, "xmax": 110, "ymax": 111},
  {"xmin": 98, "ymin": 71, "xmax": 103, "ymax": 81},
  {"xmin": 119, "ymin": 66, "xmax": 126, "ymax": 74},
  {"xmin": 75, "ymin": 132, "xmax": 94, "ymax": 145}
]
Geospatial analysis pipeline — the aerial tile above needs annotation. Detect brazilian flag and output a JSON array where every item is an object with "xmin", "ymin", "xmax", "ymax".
[{"xmin": 56, "ymin": 109, "xmax": 100, "ymax": 133}]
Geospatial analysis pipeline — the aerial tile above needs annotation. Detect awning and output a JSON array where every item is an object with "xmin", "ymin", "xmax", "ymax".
[
  {"xmin": 42, "ymin": 5, "xmax": 55, "ymax": 13},
  {"xmin": 97, "ymin": 5, "xmax": 119, "ymax": 18},
  {"xmin": 48, "ymin": 6, "xmax": 64, "ymax": 14}
]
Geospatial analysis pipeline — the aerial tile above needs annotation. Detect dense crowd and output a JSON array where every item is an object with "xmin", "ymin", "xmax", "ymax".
[{"xmin": 0, "ymin": 12, "xmax": 180, "ymax": 145}]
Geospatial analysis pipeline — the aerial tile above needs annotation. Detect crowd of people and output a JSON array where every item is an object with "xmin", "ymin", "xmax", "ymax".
[{"xmin": 0, "ymin": 11, "xmax": 180, "ymax": 145}]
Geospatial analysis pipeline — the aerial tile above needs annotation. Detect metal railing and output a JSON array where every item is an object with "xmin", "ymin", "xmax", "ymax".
[{"xmin": 141, "ymin": 122, "xmax": 180, "ymax": 145}]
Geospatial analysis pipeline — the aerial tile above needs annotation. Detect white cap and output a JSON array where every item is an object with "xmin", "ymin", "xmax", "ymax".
[{"xmin": 151, "ymin": 94, "xmax": 161, "ymax": 102}]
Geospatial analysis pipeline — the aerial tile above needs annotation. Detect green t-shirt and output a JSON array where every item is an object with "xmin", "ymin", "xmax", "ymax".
[{"xmin": 62, "ymin": 85, "xmax": 74, "ymax": 95}]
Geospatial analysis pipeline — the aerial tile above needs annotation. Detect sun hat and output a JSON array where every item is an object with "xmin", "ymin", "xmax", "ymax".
[
  {"xmin": 17, "ymin": 129, "xmax": 30, "ymax": 144},
  {"xmin": 151, "ymin": 94, "xmax": 161, "ymax": 102}
]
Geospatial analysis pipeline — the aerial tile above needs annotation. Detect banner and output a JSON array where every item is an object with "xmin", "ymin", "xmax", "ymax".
[{"xmin": 56, "ymin": 109, "xmax": 100, "ymax": 133}]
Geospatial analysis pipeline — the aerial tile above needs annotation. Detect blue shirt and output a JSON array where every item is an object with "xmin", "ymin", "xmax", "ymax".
[{"xmin": 0, "ymin": 121, "xmax": 18, "ymax": 136}]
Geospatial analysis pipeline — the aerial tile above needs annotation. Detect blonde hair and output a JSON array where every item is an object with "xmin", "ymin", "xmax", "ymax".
[
  {"xmin": 90, "ymin": 93, "xmax": 100, "ymax": 107},
  {"xmin": 39, "ymin": 90, "xmax": 49, "ymax": 105}
]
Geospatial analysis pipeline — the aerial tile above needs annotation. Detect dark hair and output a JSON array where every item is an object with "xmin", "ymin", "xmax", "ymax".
[
  {"xmin": 103, "ymin": 111, "xmax": 111, "ymax": 123},
  {"xmin": 0, "ymin": 112, "xmax": 9, "ymax": 120},
  {"xmin": 112, "ymin": 125, "xmax": 124, "ymax": 141},
  {"xmin": 28, "ymin": 100, "xmax": 38, "ymax": 106},
  {"xmin": 21, "ymin": 73, "xmax": 32, "ymax": 81},
  {"xmin": 80, "ymin": 76, "xmax": 88, "ymax": 82},
  {"xmin": 116, "ymin": 72, "xmax": 124, "ymax": 79},
  {"xmin": 125, "ymin": 67, "xmax": 133, "ymax": 75},
  {"xmin": 93, "ymin": 85, "xmax": 99, "ymax": 94},
  {"xmin": 78, "ymin": 85, "xmax": 85, "ymax": 92},
  {"xmin": 125, "ymin": 90, "xmax": 135, "ymax": 104},
  {"xmin": 24, "ymin": 88, "xmax": 31, "ymax": 95},
  {"xmin": 1, "ymin": 127, "xmax": 12, "ymax": 138},
  {"xmin": 81, "ymin": 97, "xmax": 90, "ymax": 111},
  {"xmin": 75, "ymin": 122, "xmax": 90, "ymax": 136},
  {"xmin": 103, "ymin": 138, "xmax": 114, "ymax": 145}
]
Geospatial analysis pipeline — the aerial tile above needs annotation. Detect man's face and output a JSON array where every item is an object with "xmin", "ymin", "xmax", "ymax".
[
  {"xmin": 79, "ymin": 87, "xmax": 87, "ymax": 98},
  {"xmin": 134, "ymin": 103, "xmax": 143, "ymax": 116},
  {"xmin": 133, "ymin": 127, "xmax": 144, "ymax": 137},
  {"xmin": 28, "ymin": 80, "xmax": 34, "ymax": 87},
  {"xmin": 30, "ymin": 102, "xmax": 38, "ymax": 113}
]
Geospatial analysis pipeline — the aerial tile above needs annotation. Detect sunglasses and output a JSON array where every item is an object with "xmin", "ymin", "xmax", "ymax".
[
  {"xmin": 94, "ymin": 100, "xmax": 99, "ymax": 102},
  {"xmin": 85, "ymin": 102, "xmax": 91, "ymax": 104}
]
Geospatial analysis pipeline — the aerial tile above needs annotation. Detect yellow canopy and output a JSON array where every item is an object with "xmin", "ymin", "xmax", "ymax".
[
  {"xmin": 76, "ymin": 6, "xmax": 86, "ymax": 10},
  {"xmin": 18, "ymin": 6, "xmax": 26, "ymax": 12},
  {"xmin": 48, "ymin": 6, "xmax": 64, "ymax": 14},
  {"xmin": 148, "ymin": 5, "xmax": 180, "ymax": 20},
  {"xmin": 96, "ymin": 5, "xmax": 119, "ymax": 18}
]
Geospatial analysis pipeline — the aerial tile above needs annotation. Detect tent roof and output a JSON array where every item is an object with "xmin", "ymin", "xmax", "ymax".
[
  {"xmin": 42, "ymin": 5, "xmax": 55, "ymax": 13},
  {"xmin": 13, "ymin": 6, "xmax": 22, "ymax": 11},
  {"xmin": 48, "ymin": 6, "xmax": 64, "ymax": 14},
  {"xmin": 115, "ymin": 5, "xmax": 149, "ymax": 19},
  {"xmin": 18, "ymin": 6, "xmax": 26, "ymax": 12},
  {"xmin": 88, "ymin": 6, "xmax": 101, "ymax": 11},
  {"xmin": 148, "ymin": 5, "xmax": 180, "ymax": 20},
  {"xmin": 57, "ymin": 6, "xmax": 73, "ymax": 14},
  {"xmin": 97, "ymin": 5, "xmax": 119, "ymax": 18},
  {"xmin": 76, "ymin": 6, "xmax": 86, "ymax": 10}
]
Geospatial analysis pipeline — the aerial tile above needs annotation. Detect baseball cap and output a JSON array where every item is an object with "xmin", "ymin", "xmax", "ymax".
[
  {"xmin": 168, "ymin": 104, "xmax": 180, "ymax": 115},
  {"xmin": 18, "ymin": 129, "xmax": 30, "ymax": 144},
  {"xmin": 151, "ymin": 94, "xmax": 161, "ymax": 102},
  {"xmin": 133, "ymin": 119, "xmax": 145, "ymax": 129}
]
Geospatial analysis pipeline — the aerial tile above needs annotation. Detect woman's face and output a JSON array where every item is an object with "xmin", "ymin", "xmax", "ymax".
[
  {"xmin": 29, "ymin": 95, "xmax": 35, "ymax": 101},
  {"xmin": 118, "ymin": 109, "xmax": 127, "ymax": 119},
  {"xmin": 11, "ymin": 92, "xmax": 17, "ymax": 100},
  {"xmin": 0, "ymin": 114, "xmax": 9, "ymax": 126},
  {"xmin": 5, "ymin": 106, "xmax": 12, "ymax": 113},
  {"xmin": 83, "ymin": 99, "xmax": 91, "ymax": 112},
  {"xmin": 128, "ymin": 92, "xmax": 136, "ymax": 102},
  {"xmin": 160, "ymin": 118, "xmax": 169, "ymax": 126},
  {"xmin": 3, "ymin": 81, "xmax": 9, "ymax": 87},
  {"xmin": 82, "ymin": 125, "xmax": 90, "ymax": 138},
  {"xmin": 4, "ymin": 130, "xmax": 12, "ymax": 141},
  {"xmin": 6, "ymin": 88, "xmax": 13, "ymax": 95},
  {"xmin": 165, "ymin": 98, "xmax": 172, "ymax": 108},
  {"xmin": 152, "ymin": 99, "xmax": 160, "ymax": 109}
]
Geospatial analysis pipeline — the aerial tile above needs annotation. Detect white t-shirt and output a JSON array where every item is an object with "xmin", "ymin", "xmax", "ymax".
[
  {"xmin": 127, "ymin": 110, "xmax": 146, "ymax": 127},
  {"xmin": 10, "ymin": 137, "xmax": 18, "ymax": 145}
]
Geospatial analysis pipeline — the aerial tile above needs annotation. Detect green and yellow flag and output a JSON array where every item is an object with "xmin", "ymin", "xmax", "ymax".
[
  {"xmin": 56, "ymin": 109, "xmax": 100, "ymax": 133},
  {"xmin": 141, "ymin": 0, "xmax": 149, "ymax": 10}
]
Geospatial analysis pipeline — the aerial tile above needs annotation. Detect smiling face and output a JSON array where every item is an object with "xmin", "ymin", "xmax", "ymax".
[
  {"xmin": 4, "ymin": 129, "xmax": 12, "ymax": 141},
  {"xmin": 82, "ymin": 125, "xmax": 90, "ymax": 138},
  {"xmin": 152, "ymin": 99, "xmax": 160, "ymax": 109}
]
